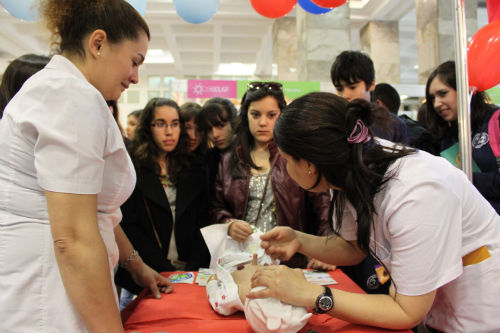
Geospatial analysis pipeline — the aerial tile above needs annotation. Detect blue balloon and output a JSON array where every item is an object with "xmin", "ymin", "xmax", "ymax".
[
  {"xmin": 298, "ymin": 0, "xmax": 332, "ymax": 15},
  {"xmin": 0, "ymin": 0, "xmax": 38, "ymax": 21},
  {"xmin": 173, "ymin": 0, "xmax": 219, "ymax": 24},
  {"xmin": 126, "ymin": 0, "xmax": 146, "ymax": 16}
]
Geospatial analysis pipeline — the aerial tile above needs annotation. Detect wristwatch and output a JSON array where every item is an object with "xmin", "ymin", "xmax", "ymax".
[{"xmin": 314, "ymin": 286, "xmax": 334, "ymax": 314}]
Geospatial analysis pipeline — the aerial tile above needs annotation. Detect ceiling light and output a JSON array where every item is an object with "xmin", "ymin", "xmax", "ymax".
[
  {"xmin": 349, "ymin": 0, "xmax": 370, "ymax": 9},
  {"xmin": 215, "ymin": 63, "xmax": 256, "ymax": 76},
  {"xmin": 145, "ymin": 49, "xmax": 174, "ymax": 64}
]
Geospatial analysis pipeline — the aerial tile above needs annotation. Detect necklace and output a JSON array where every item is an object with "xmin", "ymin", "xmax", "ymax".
[{"xmin": 250, "ymin": 149, "xmax": 270, "ymax": 175}]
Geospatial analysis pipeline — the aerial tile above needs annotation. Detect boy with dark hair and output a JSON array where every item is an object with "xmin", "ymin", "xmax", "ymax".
[
  {"xmin": 331, "ymin": 50, "xmax": 375, "ymax": 102},
  {"xmin": 330, "ymin": 51, "xmax": 409, "ymax": 145},
  {"xmin": 373, "ymin": 83, "xmax": 439, "ymax": 155},
  {"xmin": 372, "ymin": 82, "xmax": 401, "ymax": 114}
]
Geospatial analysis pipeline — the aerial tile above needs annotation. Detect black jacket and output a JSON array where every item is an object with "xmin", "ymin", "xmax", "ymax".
[
  {"xmin": 399, "ymin": 115, "xmax": 440, "ymax": 155},
  {"xmin": 115, "ymin": 164, "xmax": 210, "ymax": 294}
]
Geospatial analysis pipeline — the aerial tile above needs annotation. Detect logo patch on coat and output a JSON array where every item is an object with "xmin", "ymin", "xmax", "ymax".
[
  {"xmin": 472, "ymin": 132, "xmax": 489, "ymax": 149},
  {"xmin": 367, "ymin": 274, "xmax": 381, "ymax": 290}
]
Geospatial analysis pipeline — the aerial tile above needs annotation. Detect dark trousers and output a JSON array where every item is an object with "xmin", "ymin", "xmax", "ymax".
[{"xmin": 339, "ymin": 254, "xmax": 390, "ymax": 295}]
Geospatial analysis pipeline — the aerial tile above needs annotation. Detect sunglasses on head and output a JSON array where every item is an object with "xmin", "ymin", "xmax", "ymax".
[{"xmin": 247, "ymin": 81, "xmax": 283, "ymax": 92}]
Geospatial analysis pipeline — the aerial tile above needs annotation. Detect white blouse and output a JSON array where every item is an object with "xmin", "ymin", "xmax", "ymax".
[
  {"xmin": 0, "ymin": 55, "xmax": 135, "ymax": 332},
  {"xmin": 337, "ymin": 140, "xmax": 500, "ymax": 332}
]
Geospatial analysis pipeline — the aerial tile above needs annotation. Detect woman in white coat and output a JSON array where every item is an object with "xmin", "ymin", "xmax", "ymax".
[
  {"xmin": 0, "ymin": 1, "xmax": 172, "ymax": 332},
  {"xmin": 248, "ymin": 93, "xmax": 500, "ymax": 333}
]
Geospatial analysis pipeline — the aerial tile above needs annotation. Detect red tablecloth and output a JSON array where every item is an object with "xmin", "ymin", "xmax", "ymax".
[{"xmin": 122, "ymin": 270, "xmax": 411, "ymax": 333}]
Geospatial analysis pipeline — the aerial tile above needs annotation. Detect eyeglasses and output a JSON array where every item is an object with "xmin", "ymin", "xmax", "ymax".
[
  {"xmin": 247, "ymin": 81, "xmax": 283, "ymax": 92},
  {"xmin": 151, "ymin": 119, "xmax": 180, "ymax": 130}
]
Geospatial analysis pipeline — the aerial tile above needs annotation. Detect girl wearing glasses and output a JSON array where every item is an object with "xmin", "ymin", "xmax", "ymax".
[
  {"xmin": 211, "ymin": 82, "xmax": 332, "ymax": 269},
  {"xmin": 115, "ymin": 98, "xmax": 210, "ymax": 301}
]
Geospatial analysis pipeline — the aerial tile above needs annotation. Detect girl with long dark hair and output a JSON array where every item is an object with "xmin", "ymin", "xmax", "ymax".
[
  {"xmin": 116, "ymin": 98, "xmax": 209, "ymax": 297},
  {"xmin": 248, "ymin": 92, "xmax": 499, "ymax": 333},
  {"xmin": 211, "ymin": 82, "xmax": 331, "ymax": 269},
  {"xmin": 423, "ymin": 60, "xmax": 500, "ymax": 213}
]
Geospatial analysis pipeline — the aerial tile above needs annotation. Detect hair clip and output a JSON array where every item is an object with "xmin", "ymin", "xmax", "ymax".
[{"xmin": 347, "ymin": 119, "xmax": 370, "ymax": 144}]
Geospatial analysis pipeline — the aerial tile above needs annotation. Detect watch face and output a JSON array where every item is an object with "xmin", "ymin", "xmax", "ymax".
[{"xmin": 319, "ymin": 296, "xmax": 333, "ymax": 311}]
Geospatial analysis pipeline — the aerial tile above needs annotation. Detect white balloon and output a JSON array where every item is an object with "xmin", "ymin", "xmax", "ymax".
[
  {"xmin": 0, "ymin": 0, "xmax": 39, "ymax": 21},
  {"xmin": 126, "ymin": 0, "xmax": 147, "ymax": 16},
  {"xmin": 173, "ymin": 0, "xmax": 220, "ymax": 24}
]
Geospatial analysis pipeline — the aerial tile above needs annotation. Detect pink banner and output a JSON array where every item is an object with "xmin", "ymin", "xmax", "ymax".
[{"xmin": 187, "ymin": 80, "xmax": 237, "ymax": 99}]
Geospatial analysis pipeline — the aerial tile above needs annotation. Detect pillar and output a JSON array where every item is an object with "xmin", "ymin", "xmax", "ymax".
[
  {"xmin": 416, "ymin": 0, "xmax": 477, "ymax": 84},
  {"xmin": 272, "ymin": 17, "xmax": 298, "ymax": 81},
  {"xmin": 360, "ymin": 21, "xmax": 400, "ymax": 84},
  {"xmin": 296, "ymin": 4, "xmax": 351, "ymax": 82}
]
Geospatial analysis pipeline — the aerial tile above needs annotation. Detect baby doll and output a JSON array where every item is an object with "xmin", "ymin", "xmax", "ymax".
[{"xmin": 202, "ymin": 224, "xmax": 312, "ymax": 333}]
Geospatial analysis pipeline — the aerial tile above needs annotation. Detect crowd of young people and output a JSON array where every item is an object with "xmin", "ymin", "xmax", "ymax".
[
  {"xmin": 114, "ymin": 54, "xmax": 499, "ymax": 333},
  {"xmin": 0, "ymin": 2, "xmax": 498, "ymax": 331}
]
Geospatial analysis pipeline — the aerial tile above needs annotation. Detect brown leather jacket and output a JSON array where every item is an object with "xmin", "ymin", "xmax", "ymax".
[{"xmin": 210, "ymin": 142, "xmax": 332, "ymax": 267}]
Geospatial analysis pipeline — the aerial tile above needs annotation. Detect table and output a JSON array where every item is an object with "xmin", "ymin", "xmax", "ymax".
[{"xmin": 122, "ymin": 270, "xmax": 411, "ymax": 333}]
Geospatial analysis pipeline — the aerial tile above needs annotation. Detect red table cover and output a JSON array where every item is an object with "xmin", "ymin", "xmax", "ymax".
[{"xmin": 122, "ymin": 270, "xmax": 411, "ymax": 333}]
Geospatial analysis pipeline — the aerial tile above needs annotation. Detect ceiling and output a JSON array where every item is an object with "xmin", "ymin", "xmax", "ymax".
[{"xmin": 0, "ymin": 0, "xmax": 488, "ymax": 85}]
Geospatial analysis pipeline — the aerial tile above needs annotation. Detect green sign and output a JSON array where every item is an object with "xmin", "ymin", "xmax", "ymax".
[
  {"xmin": 486, "ymin": 86, "xmax": 500, "ymax": 105},
  {"xmin": 237, "ymin": 80, "xmax": 320, "ymax": 100}
]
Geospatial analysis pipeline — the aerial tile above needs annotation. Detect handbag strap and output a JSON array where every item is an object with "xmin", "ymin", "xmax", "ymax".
[
  {"xmin": 137, "ymin": 167, "xmax": 163, "ymax": 250},
  {"xmin": 142, "ymin": 194, "xmax": 163, "ymax": 250}
]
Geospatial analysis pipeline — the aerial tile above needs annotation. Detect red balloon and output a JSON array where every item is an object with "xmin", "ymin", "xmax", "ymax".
[
  {"xmin": 249, "ymin": 0, "xmax": 297, "ymax": 19},
  {"xmin": 467, "ymin": 20, "xmax": 500, "ymax": 92},
  {"xmin": 487, "ymin": 0, "xmax": 500, "ymax": 23},
  {"xmin": 311, "ymin": 0, "xmax": 347, "ymax": 8}
]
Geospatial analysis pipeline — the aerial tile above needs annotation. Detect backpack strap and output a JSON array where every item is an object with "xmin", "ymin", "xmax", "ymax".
[{"xmin": 488, "ymin": 108, "xmax": 500, "ymax": 172}]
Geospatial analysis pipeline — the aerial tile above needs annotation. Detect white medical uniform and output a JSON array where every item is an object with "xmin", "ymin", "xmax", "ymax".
[
  {"xmin": 338, "ymin": 140, "xmax": 500, "ymax": 333},
  {"xmin": 0, "ymin": 55, "xmax": 135, "ymax": 332}
]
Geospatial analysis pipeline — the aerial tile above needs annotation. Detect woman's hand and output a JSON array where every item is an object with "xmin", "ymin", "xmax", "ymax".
[
  {"xmin": 228, "ymin": 219, "xmax": 253, "ymax": 242},
  {"xmin": 260, "ymin": 226, "xmax": 301, "ymax": 261},
  {"xmin": 247, "ymin": 265, "xmax": 323, "ymax": 308},
  {"xmin": 129, "ymin": 261, "xmax": 173, "ymax": 298},
  {"xmin": 307, "ymin": 258, "xmax": 336, "ymax": 271}
]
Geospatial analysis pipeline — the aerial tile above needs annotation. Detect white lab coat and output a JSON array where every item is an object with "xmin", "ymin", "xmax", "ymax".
[
  {"xmin": 339, "ymin": 140, "xmax": 500, "ymax": 333},
  {"xmin": 0, "ymin": 55, "xmax": 135, "ymax": 332}
]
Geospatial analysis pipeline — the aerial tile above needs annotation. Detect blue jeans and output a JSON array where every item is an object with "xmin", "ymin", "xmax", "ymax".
[{"xmin": 119, "ymin": 288, "xmax": 136, "ymax": 311}]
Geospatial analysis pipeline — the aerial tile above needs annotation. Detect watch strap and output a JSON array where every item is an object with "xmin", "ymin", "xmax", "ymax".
[{"xmin": 314, "ymin": 286, "xmax": 334, "ymax": 314}]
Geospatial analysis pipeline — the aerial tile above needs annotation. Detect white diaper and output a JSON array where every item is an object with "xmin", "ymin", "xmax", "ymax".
[
  {"xmin": 201, "ymin": 223, "xmax": 273, "ymax": 270},
  {"xmin": 245, "ymin": 286, "xmax": 312, "ymax": 333}
]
